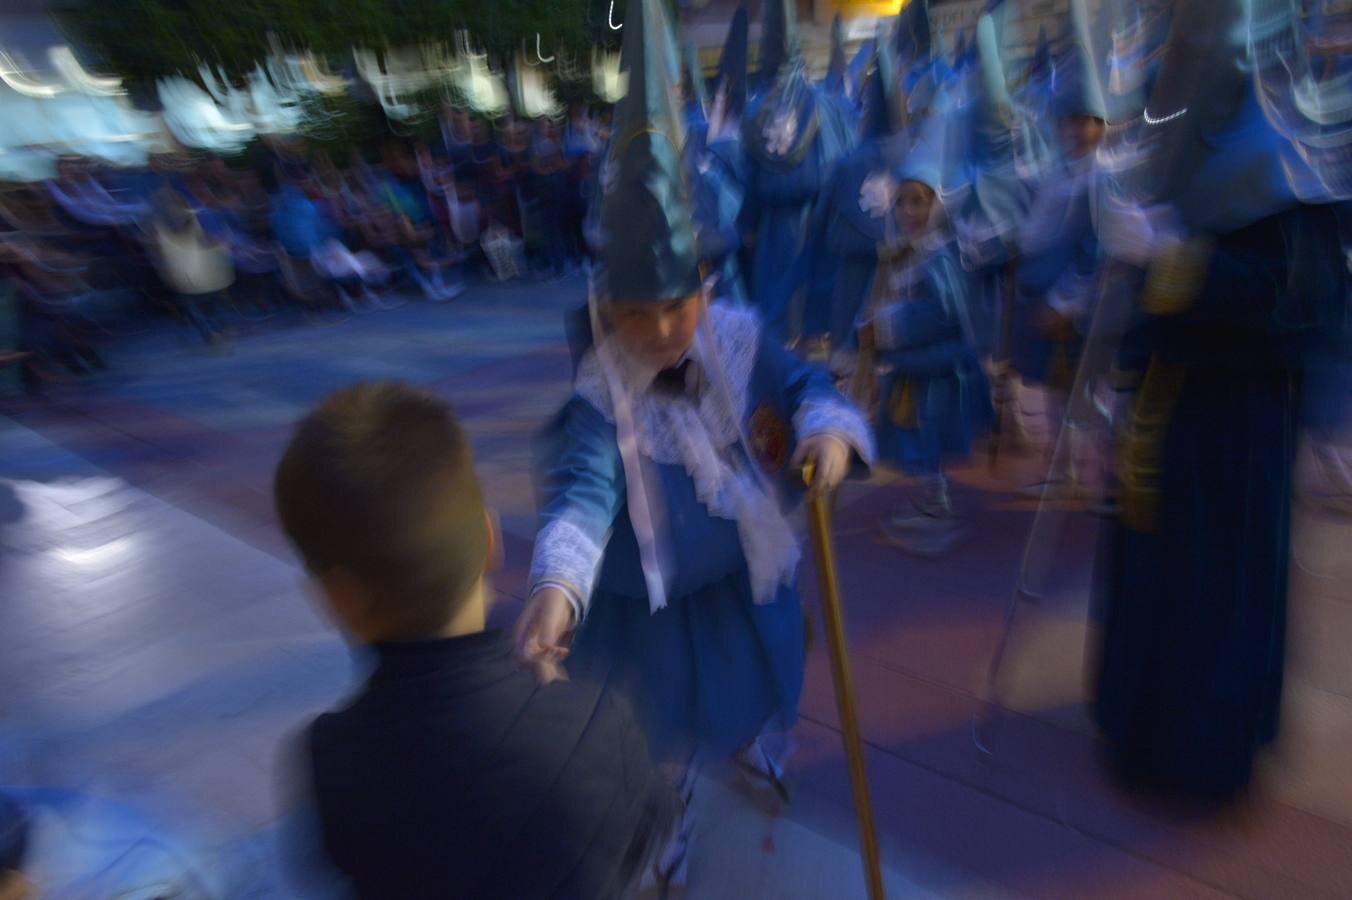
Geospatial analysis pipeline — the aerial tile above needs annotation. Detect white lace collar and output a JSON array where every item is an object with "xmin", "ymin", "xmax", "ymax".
[
  {"xmin": 573, "ymin": 304, "xmax": 800, "ymax": 605},
  {"xmin": 574, "ymin": 304, "xmax": 761, "ymax": 464}
]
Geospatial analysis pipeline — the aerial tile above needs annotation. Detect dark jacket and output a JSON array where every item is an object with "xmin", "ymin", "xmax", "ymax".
[{"xmin": 299, "ymin": 630, "xmax": 672, "ymax": 899}]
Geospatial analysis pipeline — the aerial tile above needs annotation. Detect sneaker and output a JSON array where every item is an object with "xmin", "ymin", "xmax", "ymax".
[
  {"xmin": 641, "ymin": 792, "xmax": 695, "ymax": 894},
  {"xmin": 1091, "ymin": 494, "xmax": 1120, "ymax": 518},
  {"xmin": 732, "ymin": 736, "xmax": 793, "ymax": 805},
  {"xmin": 880, "ymin": 511, "xmax": 965, "ymax": 557},
  {"xmin": 429, "ymin": 281, "xmax": 466, "ymax": 303}
]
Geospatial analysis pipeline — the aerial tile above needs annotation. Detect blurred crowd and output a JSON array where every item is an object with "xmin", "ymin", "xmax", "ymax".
[{"xmin": 0, "ymin": 104, "xmax": 614, "ymax": 386}]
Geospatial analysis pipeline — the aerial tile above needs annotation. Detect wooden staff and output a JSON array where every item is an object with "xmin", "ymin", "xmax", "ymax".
[
  {"xmin": 803, "ymin": 460, "xmax": 884, "ymax": 900},
  {"xmin": 989, "ymin": 259, "xmax": 1020, "ymax": 473}
]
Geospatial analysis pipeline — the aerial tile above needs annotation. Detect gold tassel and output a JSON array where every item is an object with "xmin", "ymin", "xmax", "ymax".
[
  {"xmin": 1142, "ymin": 236, "xmax": 1214, "ymax": 317},
  {"xmin": 888, "ymin": 377, "xmax": 917, "ymax": 427},
  {"xmin": 1118, "ymin": 356, "xmax": 1186, "ymax": 534}
]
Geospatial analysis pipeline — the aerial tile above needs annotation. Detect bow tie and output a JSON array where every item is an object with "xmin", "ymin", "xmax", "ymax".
[{"xmin": 651, "ymin": 359, "xmax": 701, "ymax": 399}]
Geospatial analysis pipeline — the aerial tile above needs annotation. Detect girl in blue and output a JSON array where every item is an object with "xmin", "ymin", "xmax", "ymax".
[
  {"xmin": 863, "ymin": 124, "xmax": 990, "ymax": 556},
  {"xmin": 512, "ymin": 0, "xmax": 872, "ymax": 886}
]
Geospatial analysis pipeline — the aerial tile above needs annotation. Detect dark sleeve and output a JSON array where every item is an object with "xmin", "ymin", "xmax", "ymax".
[
  {"xmin": 555, "ymin": 689, "xmax": 676, "ymax": 900},
  {"xmin": 274, "ymin": 723, "xmax": 354, "ymax": 898}
]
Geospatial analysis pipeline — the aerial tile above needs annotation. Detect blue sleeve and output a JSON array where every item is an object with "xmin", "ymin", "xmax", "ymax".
[
  {"xmin": 530, "ymin": 397, "xmax": 626, "ymax": 606},
  {"xmin": 754, "ymin": 329, "xmax": 875, "ymax": 476},
  {"xmin": 800, "ymin": 169, "xmax": 841, "ymax": 322}
]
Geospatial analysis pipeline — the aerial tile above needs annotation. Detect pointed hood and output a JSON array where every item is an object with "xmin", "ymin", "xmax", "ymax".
[
  {"xmin": 1052, "ymin": 38, "xmax": 1107, "ymax": 121},
  {"xmin": 715, "ymin": 4, "xmax": 749, "ymax": 119},
  {"xmin": 846, "ymin": 37, "xmax": 876, "ymax": 100},
  {"xmin": 757, "ymin": 0, "xmax": 800, "ymax": 87},
  {"xmin": 952, "ymin": 30, "xmax": 968, "ymax": 71},
  {"xmin": 973, "ymin": 11, "xmax": 1012, "ymax": 117},
  {"xmin": 1053, "ymin": 0, "xmax": 1107, "ymax": 120},
  {"xmin": 899, "ymin": 112, "xmax": 945, "ymax": 195},
  {"xmin": 1027, "ymin": 26, "xmax": 1050, "ymax": 82},
  {"xmin": 824, "ymin": 13, "xmax": 847, "ymax": 93},
  {"xmin": 861, "ymin": 34, "xmax": 906, "ymax": 139},
  {"xmin": 685, "ymin": 42, "xmax": 709, "ymax": 116},
  {"xmin": 600, "ymin": 0, "xmax": 700, "ymax": 303},
  {"xmin": 894, "ymin": 0, "xmax": 932, "ymax": 71}
]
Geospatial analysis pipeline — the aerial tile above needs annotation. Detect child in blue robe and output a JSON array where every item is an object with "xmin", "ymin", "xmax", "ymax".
[
  {"xmin": 863, "ymin": 126, "xmax": 990, "ymax": 555},
  {"xmin": 512, "ymin": 0, "xmax": 874, "ymax": 886}
]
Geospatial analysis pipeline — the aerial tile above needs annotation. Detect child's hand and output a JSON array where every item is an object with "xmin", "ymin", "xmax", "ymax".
[
  {"xmin": 513, "ymin": 587, "xmax": 576, "ymax": 685},
  {"xmin": 793, "ymin": 434, "xmax": 850, "ymax": 501}
]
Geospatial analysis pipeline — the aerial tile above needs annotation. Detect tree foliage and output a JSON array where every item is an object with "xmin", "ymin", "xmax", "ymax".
[{"xmin": 62, "ymin": 0, "xmax": 621, "ymax": 85}]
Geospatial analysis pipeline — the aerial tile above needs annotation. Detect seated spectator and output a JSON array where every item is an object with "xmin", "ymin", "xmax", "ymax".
[
  {"xmin": 274, "ymin": 382, "xmax": 673, "ymax": 899},
  {"xmin": 267, "ymin": 167, "xmax": 387, "ymax": 314},
  {"xmin": 147, "ymin": 188, "xmax": 233, "ymax": 347},
  {"xmin": 3, "ymin": 239, "xmax": 109, "ymax": 381}
]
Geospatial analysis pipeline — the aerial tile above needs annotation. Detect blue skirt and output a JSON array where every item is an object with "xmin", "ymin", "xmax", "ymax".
[
  {"xmin": 569, "ymin": 569, "xmax": 806, "ymax": 758},
  {"xmin": 875, "ymin": 366, "xmax": 991, "ymax": 475}
]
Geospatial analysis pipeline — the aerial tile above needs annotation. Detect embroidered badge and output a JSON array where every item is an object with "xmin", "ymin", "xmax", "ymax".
[
  {"xmin": 749, "ymin": 403, "xmax": 789, "ymax": 473},
  {"xmin": 859, "ymin": 171, "xmax": 898, "ymax": 218}
]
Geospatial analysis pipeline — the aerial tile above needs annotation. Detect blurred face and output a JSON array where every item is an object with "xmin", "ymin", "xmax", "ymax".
[
  {"xmin": 1058, "ymin": 114, "xmax": 1106, "ymax": 161},
  {"xmin": 895, "ymin": 181, "xmax": 936, "ymax": 239},
  {"xmin": 608, "ymin": 291, "xmax": 704, "ymax": 371}
]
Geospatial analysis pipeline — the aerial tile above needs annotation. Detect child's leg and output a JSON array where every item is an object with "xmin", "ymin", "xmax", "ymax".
[{"xmin": 882, "ymin": 466, "xmax": 964, "ymax": 556}]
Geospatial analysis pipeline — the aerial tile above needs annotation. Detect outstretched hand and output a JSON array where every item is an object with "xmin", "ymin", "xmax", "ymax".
[
  {"xmin": 512, "ymin": 587, "xmax": 576, "ymax": 685},
  {"xmin": 793, "ymin": 434, "xmax": 850, "ymax": 502}
]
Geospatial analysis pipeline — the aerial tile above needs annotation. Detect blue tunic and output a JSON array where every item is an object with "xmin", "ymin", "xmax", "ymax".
[
  {"xmin": 740, "ymin": 79, "xmax": 855, "ymax": 340},
  {"xmin": 872, "ymin": 243, "xmax": 991, "ymax": 475},
  {"xmin": 804, "ymin": 138, "xmax": 903, "ymax": 348},
  {"xmin": 692, "ymin": 136, "xmax": 750, "ymax": 306},
  {"xmin": 532, "ymin": 306, "xmax": 872, "ymax": 756},
  {"xmin": 1014, "ymin": 166, "xmax": 1101, "ymax": 388}
]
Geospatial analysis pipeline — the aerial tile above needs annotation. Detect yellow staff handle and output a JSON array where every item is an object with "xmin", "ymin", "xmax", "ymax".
[{"xmin": 802, "ymin": 459, "xmax": 885, "ymax": 900}]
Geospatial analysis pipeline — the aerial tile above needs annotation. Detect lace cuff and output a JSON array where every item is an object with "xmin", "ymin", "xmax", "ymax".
[
  {"xmin": 530, "ymin": 580, "xmax": 584, "ymax": 624},
  {"xmin": 529, "ymin": 518, "xmax": 605, "ymax": 617},
  {"xmin": 794, "ymin": 399, "xmax": 876, "ymax": 469}
]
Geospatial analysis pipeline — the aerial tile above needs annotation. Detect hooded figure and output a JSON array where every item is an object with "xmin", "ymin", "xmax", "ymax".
[
  {"xmin": 739, "ymin": 0, "xmax": 856, "ymax": 341},
  {"xmin": 700, "ymin": 10, "xmax": 754, "ymax": 306},
  {"xmin": 1009, "ymin": 25, "xmax": 1110, "ymax": 496},
  {"xmin": 893, "ymin": 0, "xmax": 932, "ymax": 75},
  {"xmin": 755, "ymin": 0, "xmax": 799, "ymax": 96},
  {"xmin": 845, "ymin": 37, "xmax": 877, "ymax": 105},
  {"xmin": 868, "ymin": 112, "xmax": 992, "ymax": 550},
  {"xmin": 525, "ymin": 0, "xmax": 874, "ymax": 887},
  {"xmin": 711, "ymin": 4, "xmax": 749, "ymax": 128},
  {"xmin": 802, "ymin": 37, "xmax": 910, "ymax": 353},
  {"xmin": 942, "ymin": 10, "xmax": 1036, "ymax": 356},
  {"xmin": 1095, "ymin": 0, "xmax": 1349, "ymax": 799}
]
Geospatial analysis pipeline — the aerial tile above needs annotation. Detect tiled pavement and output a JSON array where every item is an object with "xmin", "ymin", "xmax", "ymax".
[{"xmin": 2, "ymin": 277, "xmax": 1350, "ymax": 897}]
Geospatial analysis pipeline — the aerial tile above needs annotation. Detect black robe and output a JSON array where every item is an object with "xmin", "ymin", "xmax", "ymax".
[
  {"xmin": 294, "ymin": 630, "xmax": 673, "ymax": 898},
  {"xmin": 1094, "ymin": 203, "xmax": 1348, "ymax": 796}
]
